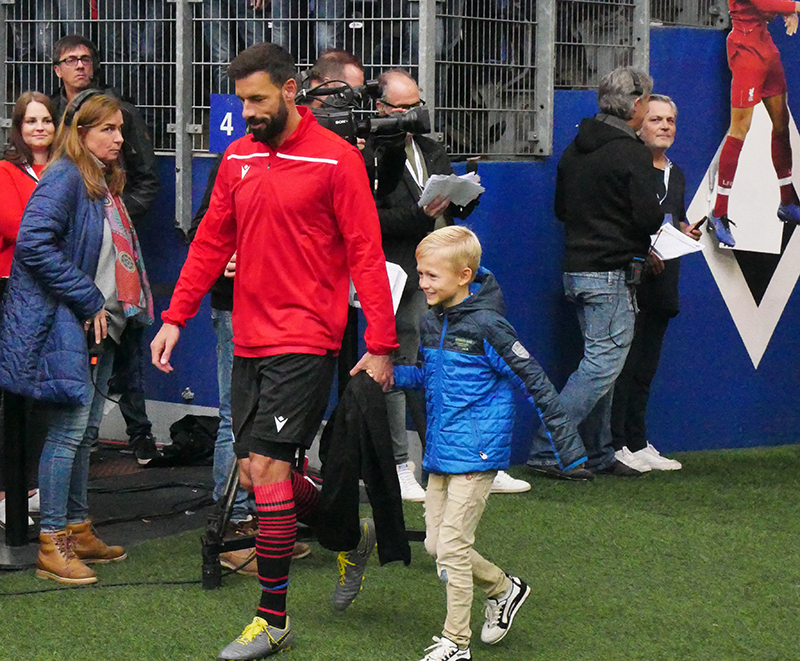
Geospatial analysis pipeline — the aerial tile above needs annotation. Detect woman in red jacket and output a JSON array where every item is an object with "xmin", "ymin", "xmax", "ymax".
[
  {"xmin": 0, "ymin": 91, "xmax": 55, "ymax": 529},
  {"xmin": 0, "ymin": 91, "xmax": 56, "ymax": 279}
]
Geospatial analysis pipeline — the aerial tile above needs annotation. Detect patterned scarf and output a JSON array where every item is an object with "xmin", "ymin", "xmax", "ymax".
[{"xmin": 103, "ymin": 193, "xmax": 154, "ymax": 325}]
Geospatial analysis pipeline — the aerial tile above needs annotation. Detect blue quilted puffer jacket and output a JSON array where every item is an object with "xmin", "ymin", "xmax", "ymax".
[
  {"xmin": 395, "ymin": 268, "xmax": 584, "ymax": 475},
  {"xmin": 0, "ymin": 158, "xmax": 106, "ymax": 405}
]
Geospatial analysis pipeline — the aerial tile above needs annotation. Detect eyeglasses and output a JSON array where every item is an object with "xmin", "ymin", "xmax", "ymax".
[
  {"xmin": 379, "ymin": 99, "xmax": 426, "ymax": 111},
  {"xmin": 57, "ymin": 55, "xmax": 93, "ymax": 68}
]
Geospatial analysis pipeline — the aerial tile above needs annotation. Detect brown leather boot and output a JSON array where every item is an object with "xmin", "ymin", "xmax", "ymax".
[
  {"xmin": 66, "ymin": 519, "xmax": 127, "ymax": 563},
  {"xmin": 36, "ymin": 530, "xmax": 97, "ymax": 585}
]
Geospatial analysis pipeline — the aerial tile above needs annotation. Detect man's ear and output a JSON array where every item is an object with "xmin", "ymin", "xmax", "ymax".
[
  {"xmin": 54, "ymin": 65, "xmax": 63, "ymax": 81},
  {"xmin": 283, "ymin": 77, "xmax": 297, "ymax": 103}
]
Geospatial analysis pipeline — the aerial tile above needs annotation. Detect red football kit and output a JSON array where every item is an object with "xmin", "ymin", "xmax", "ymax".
[
  {"xmin": 163, "ymin": 107, "xmax": 398, "ymax": 358},
  {"xmin": 727, "ymin": 0, "xmax": 796, "ymax": 107}
]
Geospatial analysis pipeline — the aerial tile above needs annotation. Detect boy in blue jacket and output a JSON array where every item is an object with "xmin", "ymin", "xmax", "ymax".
[{"xmin": 394, "ymin": 226, "xmax": 585, "ymax": 661}]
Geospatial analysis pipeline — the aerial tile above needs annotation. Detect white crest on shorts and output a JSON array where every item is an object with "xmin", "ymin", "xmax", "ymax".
[
  {"xmin": 241, "ymin": 164, "xmax": 250, "ymax": 179},
  {"xmin": 274, "ymin": 415, "xmax": 287, "ymax": 433},
  {"xmin": 511, "ymin": 341, "xmax": 530, "ymax": 359}
]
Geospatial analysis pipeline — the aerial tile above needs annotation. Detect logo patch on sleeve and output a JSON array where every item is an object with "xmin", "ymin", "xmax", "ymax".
[{"xmin": 511, "ymin": 341, "xmax": 530, "ymax": 359}]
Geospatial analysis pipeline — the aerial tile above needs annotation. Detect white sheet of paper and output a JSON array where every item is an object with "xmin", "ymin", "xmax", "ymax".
[
  {"xmin": 418, "ymin": 172, "xmax": 485, "ymax": 208},
  {"xmin": 650, "ymin": 222, "xmax": 704, "ymax": 261},
  {"xmin": 349, "ymin": 261, "xmax": 408, "ymax": 314}
]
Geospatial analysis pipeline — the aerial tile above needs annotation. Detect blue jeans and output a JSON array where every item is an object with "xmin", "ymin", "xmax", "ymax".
[
  {"xmin": 211, "ymin": 308, "xmax": 250, "ymax": 521},
  {"xmin": 38, "ymin": 347, "xmax": 114, "ymax": 533},
  {"xmin": 203, "ymin": 0, "xmax": 268, "ymax": 94},
  {"xmin": 271, "ymin": 0, "xmax": 346, "ymax": 57},
  {"xmin": 527, "ymin": 271, "xmax": 635, "ymax": 471}
]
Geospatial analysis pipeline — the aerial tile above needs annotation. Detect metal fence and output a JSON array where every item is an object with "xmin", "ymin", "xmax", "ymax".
[
  {"xmin": 650, "ymin": 0, "xmax": 728, "ymax": 28},
  {"xmin": 1, "ymin": 0, "xmax": 666, "ymax": 224},
  {"xmin": 555, "ymin": 0, "xmax": 649, "ymax": 90}
]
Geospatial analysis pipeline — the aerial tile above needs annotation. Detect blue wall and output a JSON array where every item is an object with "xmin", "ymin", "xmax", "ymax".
[{"xmin": 140, "ymin": 26, "xmax": 800, "ymax": 461}]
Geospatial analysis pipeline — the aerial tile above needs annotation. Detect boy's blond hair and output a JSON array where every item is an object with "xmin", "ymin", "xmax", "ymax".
[{"xmin": 416, "ymin": 226, "xmax": 481, "ymax": 280}]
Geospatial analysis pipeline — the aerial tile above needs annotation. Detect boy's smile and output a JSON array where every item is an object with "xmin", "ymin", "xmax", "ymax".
[{"xmin": 417, "ymin": 254, "xmax": 472, "ymax": 308}]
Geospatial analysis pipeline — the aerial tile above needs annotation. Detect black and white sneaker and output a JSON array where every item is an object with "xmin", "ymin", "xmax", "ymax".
[
  {"xmin": 480, "ymin": 575, "xmax": 531, "ymax": 644},
  {"xmin": 418, "ymin": 637, "xmax": 471, "ymax": 661},
  {"xmin": 130, "ymin": 434, "xmax": 162, "ymax": 466}
]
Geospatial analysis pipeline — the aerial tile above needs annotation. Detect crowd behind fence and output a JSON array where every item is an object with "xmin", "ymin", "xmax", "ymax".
[{"xmin": 1, "ymin": 0, "xmax": 727, "ymax": 188}]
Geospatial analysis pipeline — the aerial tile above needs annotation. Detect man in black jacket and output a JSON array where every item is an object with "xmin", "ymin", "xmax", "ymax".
[
  {"xmin": 51, "ymin": 35, "xmax": 161, "ymax": 464},
  {"xmin": 368, "ymin": 69, "xmax": 486, "ymax": 499},
  {"xmin": 526, "ymin": 66, "xmax": 664, "ymax": 479}
]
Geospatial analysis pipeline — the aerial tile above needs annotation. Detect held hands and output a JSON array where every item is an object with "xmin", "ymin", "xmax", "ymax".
[
  {"xmin": 350, "ymin": 352, "xmax": 395, "ymax": 392},
  {"xmin": 150, "ymin": 323, "xmax": 181, "ymax": 373},
  {"xmin": 224, "ymin": 252, "xmax": 237, "ymax": 279}
]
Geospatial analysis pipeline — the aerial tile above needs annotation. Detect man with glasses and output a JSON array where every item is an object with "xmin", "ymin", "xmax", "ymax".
[
  {"xmin": 50, "ymin": 35, "xmax": 161, "ymax": 466},
  {"xmin": 366, "ymin": 70, "xmax": 530, "ymax": 499}
]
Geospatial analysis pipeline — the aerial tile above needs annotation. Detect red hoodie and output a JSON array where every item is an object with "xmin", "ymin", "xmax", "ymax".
[{"xmin": 163, "ymin": 107, "xmax": 398, "ymax": 358}]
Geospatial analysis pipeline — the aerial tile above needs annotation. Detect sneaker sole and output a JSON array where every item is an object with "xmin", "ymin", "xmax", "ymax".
[
  {"xmin": 484, "ymin": 583, "xmax": 531, "ymax": 645},
  {"xmin": 35, "ymin": 568, "xmax": 97, "ymax": 585},
  {"xmin": 490, "ymin": 485, "xmax": 532, "ymax": 494}
]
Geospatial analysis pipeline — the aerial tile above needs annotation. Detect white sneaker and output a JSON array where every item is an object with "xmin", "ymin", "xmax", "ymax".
[
  {"xmin": 418, "ymin": 637, "xmax": 471, "ymax": 661},
  {"xmin": 0, "ymin": 498, "xmax": 34, "ymax": 527},
  {"xmin": 615, "ymin": 447, "xmax": 652, "ymax": 473},
  {"xmin": 633, "ymin": 443, "xmax": 682, "ymax": 471},
  {"xmin": 28, "ymin": 490, "xmax": 40, "ymax": 512},
  {"xmin": 490, "ymin": 470, "xmax": 531, "ymax": 494},
  {"xmin": 481, "ymin": 575, "xmax": 531, "ymax": 644},
  {"xmin": 396, "ymin": 463, "xmax": 426, "ymax": 502}
]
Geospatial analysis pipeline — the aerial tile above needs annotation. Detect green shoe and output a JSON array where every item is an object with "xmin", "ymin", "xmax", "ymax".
[{"xmin": 217, "ymin": 617, "xmax": 293, "ymax": 660}]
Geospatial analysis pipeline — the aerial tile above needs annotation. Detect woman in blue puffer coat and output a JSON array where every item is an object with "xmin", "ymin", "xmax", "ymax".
[{"xmin": 0, "ymin": 91, "xmax": 153, "ymax": 585}]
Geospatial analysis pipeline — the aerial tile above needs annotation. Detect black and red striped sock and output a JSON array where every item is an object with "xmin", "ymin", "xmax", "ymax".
[
  {"xmin": 291, "ymin": 470, "xmax": 319, "ymax": 523},
  {"xmin": 253, "ymin": 481, "xmax": 296, "ymax": 629}
]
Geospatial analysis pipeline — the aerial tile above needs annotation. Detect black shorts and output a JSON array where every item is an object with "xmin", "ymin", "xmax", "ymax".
[{"xmin": 231, "ymin": 352, "xmax": 336, "ymax": 462}]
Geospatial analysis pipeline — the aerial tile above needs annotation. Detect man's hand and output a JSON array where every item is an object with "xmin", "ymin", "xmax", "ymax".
[
  {"xmin": 150, "ymin": 323, "xmax": 181, "ymax": 373},
  {"xmin": 683, "ymin": 220, "xmax": 703, "ymax": 241},
  {"xmin": 224, "ymin": 252, "xmax": 237, "ymax": 279},
  {"xmin": 785, "ymin": 12, "xmax": 798, "ymax": 36},
  {"xmin": 350, "ymin": 352, "xmax": 395, "ymax": 392},
  {"xmin": 647, "ymin": 251, "xmax": 665, "ymax": 275},
  {"xmin": 423, "ymin": 195, "xmax": 451, "ymax": 218}
]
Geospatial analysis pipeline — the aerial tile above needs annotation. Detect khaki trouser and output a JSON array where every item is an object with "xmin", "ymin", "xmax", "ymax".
[{"xmin": 424, "ymin": 471, "xmax": 511, "ymax": 648}]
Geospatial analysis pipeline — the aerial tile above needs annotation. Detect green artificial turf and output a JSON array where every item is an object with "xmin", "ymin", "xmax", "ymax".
[{"xmin": 2, "ymin": 445, "xmax": 799, "ymax": 661}]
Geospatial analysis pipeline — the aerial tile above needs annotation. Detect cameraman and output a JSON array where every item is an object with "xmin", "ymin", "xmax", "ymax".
[
  {"xmin": 368, "ymin": 69, "xmax": 480, "ymax": 500},
  {"xmin": 299, "ymin": 49, "xmax": 365, "ymax": 108}
]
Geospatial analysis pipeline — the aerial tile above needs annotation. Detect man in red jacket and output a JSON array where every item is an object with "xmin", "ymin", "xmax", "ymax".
[
  {"xmin": 709, "ymin": 0, "xmax": 800, "ymax": 246},
  {"xmin": 150, "ymin": 43, "xmax": 398, "ymax": 660}
]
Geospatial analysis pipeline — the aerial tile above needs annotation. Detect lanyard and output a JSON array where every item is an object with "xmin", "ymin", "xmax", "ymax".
[
  {"xmin": 405, "ymin": 138, "xmax": 425, "ymax": 190},
  {"xmin": 658, "ymin": 159, "xmax": 672, "ymax": 206}
]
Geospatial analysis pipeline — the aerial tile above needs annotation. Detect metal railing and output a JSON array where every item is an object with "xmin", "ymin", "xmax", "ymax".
[
  {"xmin": 650, "ymin": 0, "xmax": 728, "ymax": 28},
  {"xmin": 1, "ymin": 0, "xmax": 663, "ymax": 226}
]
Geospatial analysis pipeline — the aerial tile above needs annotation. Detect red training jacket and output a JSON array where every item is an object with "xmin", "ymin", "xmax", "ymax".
[{"xmin": 163, "ymin": 107, "xmax": 398, "ymax": 358}]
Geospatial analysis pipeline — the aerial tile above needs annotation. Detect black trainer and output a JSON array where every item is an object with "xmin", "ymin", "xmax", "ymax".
[
  {"xmin": 130, "ymin": 434, "xmax": 161, "ymax": 466},
  {"xmin": 526, "ymin": 463, "xmax": 594, "ymax": 481},
  {"xmin": 595, "ymin": 459, "xmax": 643, "ymax": 477}
]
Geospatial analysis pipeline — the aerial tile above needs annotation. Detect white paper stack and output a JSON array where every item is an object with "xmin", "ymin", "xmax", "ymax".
[{"xmin": 418, "ymin": 172, "xmax": 485, "ymax": 208}]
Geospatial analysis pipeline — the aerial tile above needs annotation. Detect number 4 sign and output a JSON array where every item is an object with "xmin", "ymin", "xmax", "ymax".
[{"xmin": 210, "ymin": 94, "xmax": 246, "ymax": 153}]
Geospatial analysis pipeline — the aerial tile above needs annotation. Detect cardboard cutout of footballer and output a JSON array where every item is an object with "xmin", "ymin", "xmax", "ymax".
[{"xmin": 709, "ymin": 0, "xmax": 800, "ymax": 247}]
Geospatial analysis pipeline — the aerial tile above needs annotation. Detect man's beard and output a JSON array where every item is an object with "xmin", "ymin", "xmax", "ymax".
[{"xmin": 247, "ymin": 98, "xmax": 289, "ymax": 144}]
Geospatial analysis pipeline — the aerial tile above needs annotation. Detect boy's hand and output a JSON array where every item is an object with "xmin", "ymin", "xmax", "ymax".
[{"xmin": 351, "ymin": 353, "xmax": 395, "ymax": 392}]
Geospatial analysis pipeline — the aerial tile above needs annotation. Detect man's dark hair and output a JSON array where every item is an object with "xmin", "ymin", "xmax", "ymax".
[
  {"xmin": 307, "ymin": 49, "xmax": 364, "ymax": 83},
  {"xmin": 377, "ymin": 69, "xmax": 416, "ymax": 101},
  {"xmin": 52, "ymin": 34, "xmax": 100, "ymax": 71},
  {"xmin": 227, "ymin": 42, "xmax": 297, "ymax": 86}
]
